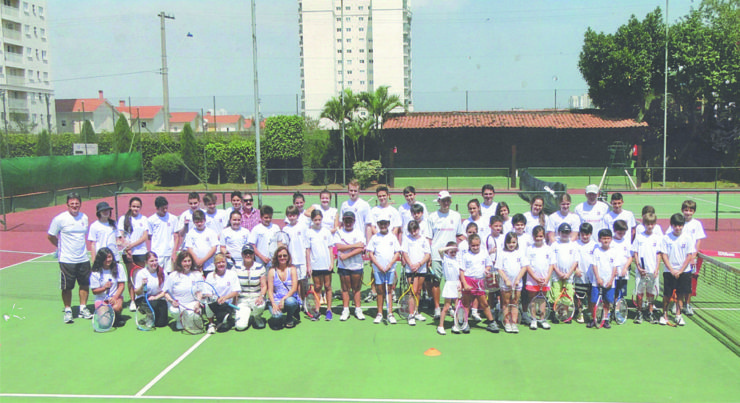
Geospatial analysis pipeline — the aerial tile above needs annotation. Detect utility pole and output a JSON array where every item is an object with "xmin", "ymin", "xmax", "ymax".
[
  {"xmin": 1, "ymin": 90, "xmax": 8, "ymax": 157},
  {"xmin": 340, "ymin": 0, "xmax": 346, "ymax": 185},
  {"xmin": 251, "ymin": 0, "xmax": 263, "ymax": 206},
  {"xmin": 159, "ymin": 12, "xmax": 174, "ymax": 133},
  {"xmin": 44, "ymin": 94, "xmax": 52, "ymax": 154},
  {"xmin": 662, "ymin": 0, "xmax": 669, "ymax": 187},
  {"xmin": 81, "ymin": 101, "xmax": 87, "ymax": 155}
]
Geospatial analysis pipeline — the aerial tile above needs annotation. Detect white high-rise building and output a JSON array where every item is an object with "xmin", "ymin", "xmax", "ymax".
[
  {"xmin": 299, "ymin": 0, "xmax": 412, "ymax": 121},
  {"xmin": 0, "ymin": 0, "xmax": 54, "ymax": 134}
]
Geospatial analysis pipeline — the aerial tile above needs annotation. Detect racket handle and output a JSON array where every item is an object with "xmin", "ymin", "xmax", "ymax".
[{"xmin": 228, "ymin": 303, "xmax": 240, "ymax": 310}]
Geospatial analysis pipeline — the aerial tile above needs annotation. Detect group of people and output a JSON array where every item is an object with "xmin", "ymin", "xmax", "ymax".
[{"xmin": 47, "ymin": 182, "xmax": 705, "ymax": 334}]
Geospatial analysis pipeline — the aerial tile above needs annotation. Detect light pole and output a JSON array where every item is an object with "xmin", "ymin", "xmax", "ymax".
[
  {"xmin": 251, "ymin": 0, "xmax": 263, "ymax": 206},
  {"xmin": 340, "ymin": 0, "xmax": 346, "ymax": 185},
  {"xmin": 159, "ymin": 12, "xmax": 174, "ymax": 133},
  {"xmin": 662, "ymin": 0, "xmax": 669, "ymax": 187}
]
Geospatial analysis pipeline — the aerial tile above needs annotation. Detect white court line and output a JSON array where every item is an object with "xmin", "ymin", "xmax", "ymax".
[
  {"xmin": 0, "ymin": 253, "xmax": 50, "ymax": 271},
  {"xmin": 0, "ymin": 249, "xmax": 48, "ymax": 255},
  {"xmin": 135, "ymin": 333, "xmax": 211, "ymax": 397},
  {"xmin": 0, "ymin": 394, "xmax": 554, "ymax": 403},
  {"xmin": 693, "ymin": 196, "xmax": 740, "ymax": 212}
]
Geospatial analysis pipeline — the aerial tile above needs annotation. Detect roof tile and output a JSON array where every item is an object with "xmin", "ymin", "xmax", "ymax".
[{"xmin": 383, "ymin": 111, "xmax": 647, "ymax": 130}]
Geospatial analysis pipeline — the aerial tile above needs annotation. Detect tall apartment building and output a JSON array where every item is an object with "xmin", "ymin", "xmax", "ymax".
[
  {"xmin": 299, "ymin": 0, "xmax": 412, "ymax": 121},
  {"xmin": 0, "ymin": 0, "xmax": 54, "ymax": 134}
]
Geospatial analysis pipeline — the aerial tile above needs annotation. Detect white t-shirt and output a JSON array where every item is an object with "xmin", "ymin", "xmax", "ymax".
[
  {"xmin": 602, "ymin": 209, "xmax": 637, "ymax": 236},
  {"xmin": 591, "ymin": 246, "xmax": 619, "ymax": 287},
  {"xmin": 48, "ymin": 211, "xmax": 89, "ymax": 263},
  {"xmin": 306, "ymin": 226, "xmax": 333, "ymax": 271},
  {"xmin": 366, "ymin": 231, "xmax": 401, "ymax": 271},
  {"xmin": 148, "ymin": 212, "xmax": 178, "ymax": 258},
  {"xmin": 459, "ymin": 249, "xmax": 492, "ymax": 279},
  {"xmin": 463, "ymin": 216, "xmax": 490, "ymax": 243},
  {"xmin": 162, "ymin": 270, "xmax": 202, "ymax": 304},
  {"xmin": 283, "ymin": 222, "xmax": 309, "ymax": 266},
  {"xmin": 176, "ymin": 208, "xmax": 204, "ymax": 233},
  {"xmin": 523, "ymin": 211, "xmax": 548, "ymax": 236},
  {"xmin": 480, "ymin": 201, "xmax": 499, "ymax": 223},
  {"xmin": 428, "ymin": 210, "xmax": 463, "ymax": 262},
  {"xmin": 546, "ymin": 211, "xmax": 581, "ymax": 237},
  {"xmin": 184, "ymin": 227, "xmax": 220, "ymax": 273},
  {"xmin": 632, "ymin": 230, "xmax": 662, "ymax": 275},
  {"xmin": 205, "ymin": 209, "xmax": 230, "ymax": 237},
  {"xmin": 525, "ymin": 244, "xmax": 556, "ymax": 286},
  {"xmin": 368, "ymin": 205, "xmax": 403, "ymax": 233},
  {"xmin": 284, "ymin": 212, "xmax": 311, "ymax": 228},
  {"xmin": 576, "ymin": 238, "xmax": 598, "ymax": 284},
  {"xmin": 683, "ymin": 218, "xmax": 706, "ymax": 246},
  {"xmin": 220, "ymin": 226, "xmax": 250, "ymax": 264},
  {"xmin": 635, "ymin": 223, "xmax": 664, "ymax": 237},
  {"xmin": 575, "ymin": 201, "xmax": 610, "ymax": 235},
  {"xmin": 117, "ymin": 213, "xmax": 149, "ymax": 255},
  {"xmin": 309, "ymin": 204, "xmax": 337, "ymax": 232},
  {"xmin": 134, "ymin": 268, "xmax": 165, "ymax": 296},
  {"xmin": 660, "ymin": 231, "xmax": 696, "ymax": 273},
  {"xmin": 333, "ymin": 226, "xmax": 366, "ymax": 271},
  {"xmin": 515, "ymin": 232, "xmax": 534, "ymax": 253},
  {"xmin": 399, "ymin": 201, "xmax": 428, "ymax": 236},
  {"xmin": 87, "ymin": 220, "xmax": 117, "ymax": 253},
  {"xmin": 552, "ymin": 239, "xmax": 578, "ymax": 283},
  {"xmin": 499, "ymin": 248, "xmax": 526, "ymax": 286},
  {"xmin": 247, "ymin": 223, "xmax": 280, "ymax": 265},
  {"xmin": 205, "ymin": 269, "xmax": 241, "ymax": 299},
  {"xmin": 338, "ymin": 198, "xmax": 371, "ymax": 233},
  {"xmin": 401, "ymin": 234, "xmax": 431, "ymax": 274},
  {"xmin": 442, "ymin": 253, "xmax": 462, "ymax": 282},
  {"xmin": 611, "ymin": 236, "xmax": 632, "ymax": 279},
  {"xmin": 484, "ymin": 232, "xmax": 505, "ymax": 270},
  {"xmin": 89, "ymin": 267, "xmax": 126, "ymax": 302}
]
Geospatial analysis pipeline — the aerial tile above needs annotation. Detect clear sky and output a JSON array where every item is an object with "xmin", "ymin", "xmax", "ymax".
[{"xmin": 47, "ymin": 0, "xmax": 696, "ymax": 117}]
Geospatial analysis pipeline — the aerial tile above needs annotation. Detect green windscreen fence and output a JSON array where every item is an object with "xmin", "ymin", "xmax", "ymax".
[{"xmin": 1, "ymin": 152, "xmax": 142, "ymax": 196}]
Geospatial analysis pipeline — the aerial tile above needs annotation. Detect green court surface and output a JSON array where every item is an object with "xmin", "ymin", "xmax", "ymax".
[{"xmin": 2, "ymin": 255, "xmax": 740, "ymax": 403}]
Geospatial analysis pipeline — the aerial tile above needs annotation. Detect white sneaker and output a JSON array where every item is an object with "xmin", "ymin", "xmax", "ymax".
[
  {"xmin": 530, "ymin": 320, "xmax": 537, "ymax": 330},
  {"xmin": 659, "ymin": 316, "xmax": 667, "ymax": 325},
  {"xmin": 207, "ymin": 323, "xmax": 216, "ymax": 334},
  {"xmin": 677, "ymin": 315, "xmax": 686, "ymax": 326},
  {"xmin": 414, "ymin": 312, "xmax": 426, "ymax": 321},
  {"xmin": 374, "ymin": 314, "xmax": 383, "ymax": 324},
  {"xmin": 78, "ymin": 306, "xmax": 93, "ymax": 319},
  {"xmin": 408, "ymin": 317, "xmax": 416, "ymax": 326},
  {"xmin": 354, "ymin": 307, "xmax": 365, "ymax": 320},
  {"xmin": 340, "ymin": 308, "xmax": 350, "ymax": 321},
  {"xmin": 471, "ymin": 309, "xmax": 482, "ymax": 321},
  {"xmin": 63, "ymin": 309, "xmax": 74, "ymax": 324},
  {"xmin": 511, "ymin": 324, "xmax": 520, "ymax": 333},
  {"xmin": 540, "ymin": 320, "xmax": 551, "ymax": 330},
  {"xmin": 437, "ymin": 326, "xmax": 446, "ymax": 335},
  {"xmin": 129, "ymin": 300, "xmax": 137, "ymax": 312},
  {"xmin": 451, "ymin": 324, "xmax": 460, "ymax": 334},
  {"xmin": 434, "ymin": 307, "xmax": 441, "ymax": 319},
  {"xmin": 504, "ymin": 323, "xmax": 512, "ymax": 333},
  {"xmin": 388, "ymin": 315, "xmax": 397, "ymax": 324}
]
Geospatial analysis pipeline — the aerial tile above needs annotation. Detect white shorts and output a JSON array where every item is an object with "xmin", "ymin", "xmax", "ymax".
[
  {"xmin": 158, "ymin": 256, "xmax": 173, "ymax": 273},
  {"xmin": 442, "ymin": 280, "xmax": 460, "ymax": 299},
  {"xmin": 295, "ymin": 264, "xmax": 306, "ymax": 280},
  {"xmin": 635, "ymin": 273, "xmax": 659, "ymax": 296}
]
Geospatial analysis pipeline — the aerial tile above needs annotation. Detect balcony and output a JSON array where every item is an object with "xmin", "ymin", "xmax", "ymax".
[
  {"xmin": 4, "ymin": 52, "xmax": 23, "ymax": 64},
  {"xmin": 3, "ymin": 28, "xmax": 21, "ymax": 42},
  {"xmin": 2, "ymin": 5, "xmax": 20, "ymax": 19},
  {"xmin": 5, "ymin": 75, "xmax": 24, "ymax": 85},
  {"xmin": 8, "ymin": 98, "xmax": 28, "ymax": 112}
]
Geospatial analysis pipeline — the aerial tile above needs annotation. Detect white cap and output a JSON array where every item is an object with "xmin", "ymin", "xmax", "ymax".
[
  {"xmin": 585, "ymin": 184, "xmax": 599, "ymax": 194},
  {"xmin": 434, "ymin": 190, "xmax": 452, "ymax": 202},
  {"xmin": 375, "ymin": 209, "xmax": 392, "ymax": 223}
]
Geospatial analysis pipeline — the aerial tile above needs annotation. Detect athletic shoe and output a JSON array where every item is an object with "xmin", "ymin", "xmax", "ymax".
[
  {"xmin": 437, "ymin": 326, "xmax": 446, "ymax": 335},
  {"xmin": 686, "ymin": 304, "xmax": 694, "ymax": 316},
  {"xmin": 78, "ymin": 306, "xmax": 93, "ymax": 320},
  {"xmin": 486, "ymin": 322, "xmax": 500, "ymax": 333},
  {"xmin": 253, "ymin": 316, "xmax": 266, "ymax": 329},
  {"xmin": 659, "ymin": 316, "xmax": 667, "ymax": 325},
  {"xmin": 374, "ymin": 314, "xmax": 383, "ymax": 324},
  {"xmin": 461, "ymin": 324, "xmax": 471, "ymax": 334},
  {"xmin": 451, "ymin": 324, "xmax": 461, "ymax": 334},
  {"xmin": 285, "ymin": 319, "xmax": 296, "ymax": 329},
  {"xmin": 388, "ymin": 315, "xmax": 397, "ymax": 324},
  {"xmin": 414, "ymin": 312, "xmax": 426, "ymax": 321},
  {"xmin": 650, "ymin": 312, "xmax": 659, "ymax": 324},
  {"xmin": 471, "ymin": 310, "xmax": 482, "ymax": 321},
  {"xmin": 207, "ymin": 323, "xmax": 216, "ymax": 334},
  {"xmin": 354, "ymin": 307, "xmax": 365, "ymax": 320},
  {"xmin": 504, "ymin": 323, "xmax": 512, "ymax": 333},
  {"xmin": 586, "ymin": 320, "xmax": 595, "ymax": 329},
  {"xmin": 340, "ymin": 308, "xmax": 350, "ymax": 321},
  {"xmin": 634, "ymin": 312, "xmax": 643, "ymax": 324},
  {"xmin": 433, "ymin": 307, "xmax": 441, "ymax": 319},
  {"xmin": 576, "ymin": 313, "xmax": 585, "ymax": 324},
  {"xmin": 325, "ymin": 310, "xmax": 333, "ymax": 321},
  {"xmin": 363, "ymin": 292, "xmax": 376, "ymax": 303},
  {"xmin": 408, "ymin": 317, "xmax": 416, "ymax": 326},
  {"xmin": 129, "ymin": 300, "xmax": 136, "ymax": 312},
  {"xmin": 511, "ymin": 324, "xmax": 520, "ymax": 333},
  {"xmin": 530, "ymin": 320, "xmax": 537, "ymax": 330},
  {"xmin": 603, "ymin": 321, "xmax": 611, "ymax": 329},
  {"xmin": 677, "ymin": 315, "xmax": 686, "ymax": 326},
  {"xmin": 63, "ymin": 309, "xmax": 74, "ymax": 324},
  {"xmin": 539, "ymin": 320, "xmax": 551, "ymax": 330}
]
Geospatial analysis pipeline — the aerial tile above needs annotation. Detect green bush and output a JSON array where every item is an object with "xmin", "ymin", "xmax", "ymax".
[
  {"xmin": 151, "ymin": 152, "xmax": 183, "ymax": 186},
  {"xmin": 352, "ymin": 160, "xmax": 384, "ymax": 189},
  {"xmin": 303, "ymin": 130, "xmax": 332, "ymax": 185}
]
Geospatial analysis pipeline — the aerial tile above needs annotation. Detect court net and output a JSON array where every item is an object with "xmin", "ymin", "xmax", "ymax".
[{"xmin": 693, "ymin": 251, "xmax": 740, "ymax": 357}]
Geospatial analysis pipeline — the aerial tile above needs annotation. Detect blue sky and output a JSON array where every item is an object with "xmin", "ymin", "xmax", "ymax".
[{"xmin": 47, "ymin": 0, "xmax": 696, "ymax": 117}]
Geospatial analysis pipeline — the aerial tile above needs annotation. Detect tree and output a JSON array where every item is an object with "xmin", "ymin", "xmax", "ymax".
[
  {"xmin": 35, "ymin": 129, "xmax": 51, "ymax": 156},
  {"xmin": 264, "ymin": 115, "xmax": 305, "ymax": 185},
  {"xmin": 112, "ymin": 115, "xmax": 133, "ymax": 153},
  {"xmin": 321, "ymin": 89, "xmax": 360, "ymax": 170},
  {"xmin": 358, "ymin": 86, "xmax": 402, "ymax": 161},
  {"xmin": 179, "ymin": 123, "xmax": 198, "ymax": 184},
  {"xmin": 79, "ymin": 120, "xmax": 97, "ymax": 144}
]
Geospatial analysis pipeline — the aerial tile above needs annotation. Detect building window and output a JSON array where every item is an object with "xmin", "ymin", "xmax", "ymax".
[
  {"xmin": 347, "ymin": 81, "xmax": 352, "ymax": 85},
  {"xmin": 33, "ymin": 26, "xmax": 36, "ymax": 37},
  {"xmin": 347, "ymin": 60, "xmax": 352, "ymax": 65},
  {"xmin": 61, "ymin": 120, "xmax": 66, "ymax": 127},
  {"xmin": 337, "ymin": 50, "xmax": 342, "ymax": 54},
  {"xmin": 345, "ymin": 6, "xmax": 350, "ymax": 10},
  {"xmin": 359, "ymin": 6, "xmax": 364, "ymax": 10},
  {"xmin": 360, "ymin": 49, "xmax": 365, "ymax": 53},
  {"xmin": 336, "ymin": 17, "xmax": 340, "ymax": 22},
  {"xmin": 345, "ymin": 27, "xmax": 350, "ymax": 32},
  {"xmin": 24, "ymin": 24, "xmax": 30, "ymax": 36},
  {"xmin": 345, "ymin": 17, "xmax": 350, "ymax": 21},
  {"xmin": 346, "ymin": 38, "xmax": 351, "ymax": 43},
  {"xmin": 22, "ymin": 2, "xmax": 28, "ymax": 13},
  {"xmin": 360, "ymin": 59, "xmax": 365, "ymax": 63},
  {"xmin": 26, "ymin": 47, "xmax": 32, "ymax": 59},
  {"xmin": 42, "ymin": 50, "xmax": 47, "ymax": 60},
  {"xmin": 359, "ymin": 27, "xmax": 364, "ymax": 32},
  {"xmin": 347, "ymin": 70, "xmax": 352, "ymax": 74},
  {"xmin": 38, "ymin": 6, "xmax": 44, "ymax": 18},
  {"xmin": 360, "ymin": 37, "xmax": 365, "ymax": 41},
  {"xmin": 346, "ymin": 49, "xmax": 352, "ymax": 53},
  {"xmin": 335, "ymin": 6, "xmax": 340, "ymax": 10},
  {"xmin": 337, "ymin": 39, "xmax": 341, "ymax": 43},
  {"xmin": 40, "ymin": 28, "xmax": 46, "ymax": 39},
  {"xmin": 360, "ymin": 80, "xmax": 365, "ymax": 85},
  {"xmin": 336, "ymin": 28, "xmax": 341, "ymax": 32}
]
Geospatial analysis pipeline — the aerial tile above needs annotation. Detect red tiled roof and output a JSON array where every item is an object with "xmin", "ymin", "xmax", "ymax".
[
  {"xmin": 116, "ymin": 105, "xmax": 162, "ymax": 120},
  {"xmin": 204, "ymin": 114, "xmax": 243, "ymax": 125},
  {"xmin": 169, "ymin": 112, "xmax": 198, "ymax": 123},
  {"xmin": 55, "ymin": 98, "xmax": 107, "ymax": 113},
  {"xmin": 383, "ymin": 111, "xmax": 648, "ymax": 130}
]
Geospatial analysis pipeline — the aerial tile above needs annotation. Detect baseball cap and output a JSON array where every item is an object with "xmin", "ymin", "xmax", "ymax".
[
  {"xmin": 585, "ymin": 184, "xmax": 599, "ymax": 194},
  {"xmin": 434, "ymin": 190, "xmax": 452, "ymax": 202},
  {"xmin": 241, "ymin": 244, "xmax": 255, "ymax": 254},
  {"xmin": 96, "ymin": 201, "xmax": 113, "ymax": 213},
  {"xmin": 376, "ymin": 210, "xmax": 392, "ymax": 224},
  {"xmin": 558, "ymin": 223, "xmax": 572, "ymax": 233},
  {"xmin": 342, "ymin": 211, "xmax": 356, "ymax": 220}
]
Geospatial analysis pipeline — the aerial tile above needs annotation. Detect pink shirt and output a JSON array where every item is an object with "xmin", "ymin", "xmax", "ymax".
[{"xmin": 240, "ymin": 207, "xmax": 261, "ymax": 231}]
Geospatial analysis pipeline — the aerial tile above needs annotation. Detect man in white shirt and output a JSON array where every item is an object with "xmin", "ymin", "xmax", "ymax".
[
  {"xmin": 480, "ymin": 184, "xmax": 498, "ymax": 223},
  {"xmin": 368, "ymin": 186, "xmax": 403, "ymax": 237},
  {"xmin": 174, "ymin": 192, "xmax": 202, "ymax": 253},
  {"xmin": 147, "ymin": 196, "xmax": 178, "ymax": 272},
  {"xmin": 203, "ymin": 193, "xmax": 229, "ymax": 238},
  {"xmin": 336, "ymin": 179, "xmax": 372, "ymax": 242},
  {"xmin": 428, "ymin": 190, "xmax": 464, "ymax": 319},
  {"xmin": 47, "ymin": 193, "xmax": 92, "ymax": 323},
  {"xmin": 575, "ymin": 184, "xmax": 609, "ymax": 235}
]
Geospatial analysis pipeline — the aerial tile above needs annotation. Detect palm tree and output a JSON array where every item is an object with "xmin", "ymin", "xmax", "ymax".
[
  {"xmin": 320, "ymin": 89, "xmax": 358, "ymax": 128},
  {"xmin": 359, "ymin": 86, "xmax": 403, "ymax": 161}
]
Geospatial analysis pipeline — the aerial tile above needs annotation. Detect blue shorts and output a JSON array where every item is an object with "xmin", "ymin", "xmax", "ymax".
[
  {"xmin": 373, "ymin": 267, "xmax": 396, "ymax": 285},
  {"xmin": 590, "ymin": 286, "xmax": 614, "ymax": 304},
  {"xmin": 338, "ymin": 268, "xmax": 361, "ymax": 277}
]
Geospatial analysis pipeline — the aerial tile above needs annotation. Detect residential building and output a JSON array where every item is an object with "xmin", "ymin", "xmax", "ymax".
[
  {"xmin": 169, "ymin": 111, "xmax": 201, "ymax": 133},
  {"xmin": 569, "ymin": 94, "xmax": 594, "ymax": 109},
  {"xmin": 203, "ymin": 112, "xmax": 245, "ymax": 132},
  {"xmin": 55, "ymin": 91, "xmax": 119, "ymax": 134},
  {"xmin": 116, "ymin": 101, "xmax": 166, "ymax": 133},
  {"xmin": 299, "ymin": 0, "xmax": 412, "ymax": 121},
  {"xmin": 0, "ymin": 0, "xmax": 55, "ymax": 133}
]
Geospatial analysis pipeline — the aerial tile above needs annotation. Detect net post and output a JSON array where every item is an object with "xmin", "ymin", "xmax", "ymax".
[{"xmin": 715, "ymin": 190, "xmax": 720, "ymax": 232}]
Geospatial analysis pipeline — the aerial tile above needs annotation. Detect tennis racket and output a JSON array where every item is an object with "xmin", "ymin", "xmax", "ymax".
[
  {"xmin": 135, "ymin": 284, "xmax": 155, "ymax": 331},
  {"xmin": 503, "ymin": 302, "xmax": 522, "ymax": 325},
  {"xmin": 115, "ymin": 229, "xmax": 133, "ymax": 256},
  {"xmin": 527, "ymin": 285, "xmax": 550, "ymax": 323},
  {"xmin": 267, "ymin": 230, "xmax": 290, "ymax": 258},
  {"xmin": 397, "ymin": 272, "xmax": 416, "ymax": 320},
  {"xmin": 93, "ymin": 274, "xmax": 117, "ymax": 332},
  {"xmin": 453, "ymin": 296, "xmax": 468, "ymax": 332},
  {"xmin": 192, "ymin": 281, "xmax": 239, "ymax": 310},
  {"xmin": 665, "ymin": 289, "xmax": 678, "ymax": 327},
  {"xmin": 553, "ymin": 285, "xmax": 575, "ymax": 323},
  {"xmin": 179, "ymin": 304, "xmax": 206, "ymax": 334},
  {"xmin": 304, "ymin": 275, "xmax": 321, "ymax": 320},
  {"xmin": 613, "ymin": 295, "xmax": 628, "ymax": 325},
  {"xmin": 594, "ymin": 292, "xmax": 606, "ymax": 328}
]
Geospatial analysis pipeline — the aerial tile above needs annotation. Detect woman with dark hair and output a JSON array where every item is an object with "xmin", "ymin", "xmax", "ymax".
[
  {"xmin": 267, "ymin": 245, "xmax": 300, "ymax": 329},
  {"xmin": 162, "ymin": 250, "xmax": 203, "ymax": 330},
  {"xmin": 118, "ymin": 197, "xmax": 149, "ymax": 311},
  {"xmin": 133, "ymin": 251, "xmax": 169, "ymax": 327},
  {"xmin": 89, "ymin": 247, "xmax": 126, "ymax": 325}
]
